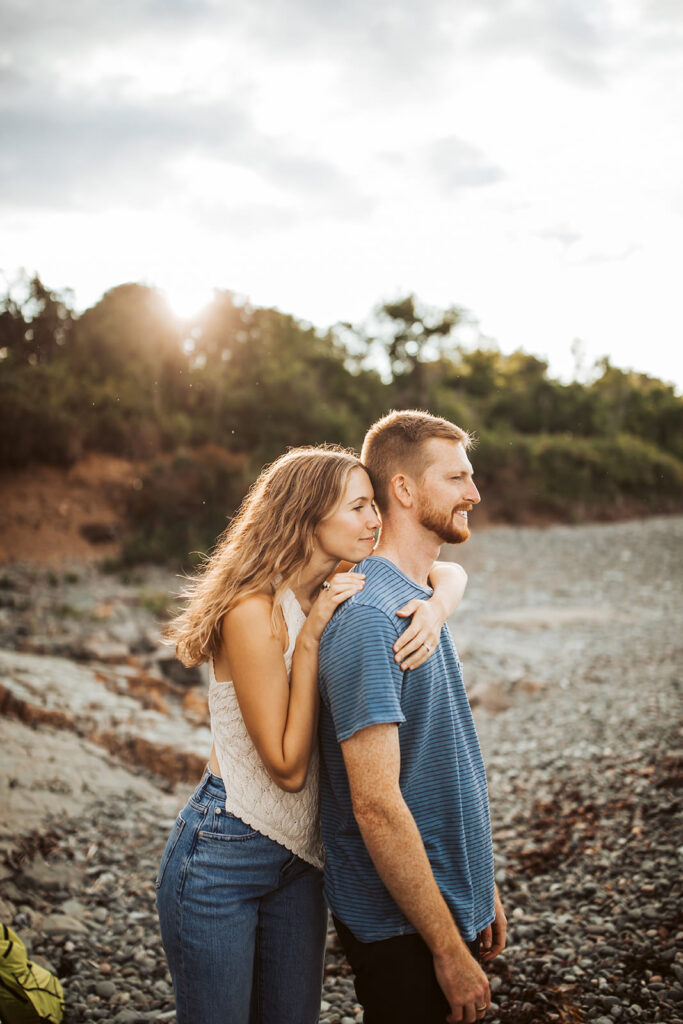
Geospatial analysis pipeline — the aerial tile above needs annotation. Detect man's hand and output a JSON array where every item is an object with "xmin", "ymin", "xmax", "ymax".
[
  {"xmin": 480, "ymin": 887, "xmax": 507, "ymax": 964},
  {"xmin": 434, "ymin": 945, "xmax": 491, "ymax": 1023}
]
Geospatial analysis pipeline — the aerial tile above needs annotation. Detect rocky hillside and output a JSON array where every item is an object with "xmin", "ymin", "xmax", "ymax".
[{"xmin": 0, "ymin": 455, "xmax": 140, "ymax": 566}]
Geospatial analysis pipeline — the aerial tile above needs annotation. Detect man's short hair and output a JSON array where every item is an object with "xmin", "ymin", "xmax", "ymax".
[{"xmin": 361, "ymin": 410, "xmax": 471, "ymax": 511}]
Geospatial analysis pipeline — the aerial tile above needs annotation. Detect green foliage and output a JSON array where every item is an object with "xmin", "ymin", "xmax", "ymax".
[
  {"xmin": 2, "ymin": 277, "xmax": 682, "ymax": 561},
  {"xmin": 0, "ymin": 361, "xmax": 78, "ymax": 466},
  {"xmin": 361, "ymin": 295, "xmax": 465, "ymax": 408},
  {"xmin": 118, "ymin": 445, "xmax": 251, "ymax": 566},
  {"xmin": 473, "ymin": 431, "xmax": 683, "ymax": 521},
  {"xmin": 0, "ymin": 272, "xmax": 74, "ymax": 366},
  {"xmin": 136, "ymin": 589, "xmax": 172, "ymax": 618}
]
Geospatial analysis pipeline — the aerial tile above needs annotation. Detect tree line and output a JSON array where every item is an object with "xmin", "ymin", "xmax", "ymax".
[{"xmin": 2, "ymin": 274, "xmax": 682, "ymax": 563}]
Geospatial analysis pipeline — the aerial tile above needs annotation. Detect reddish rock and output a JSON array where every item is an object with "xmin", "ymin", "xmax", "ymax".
[
  {"xmin": 182, "ymin": 687, "xmax": 210, "ymax": 725},
  {"xmin": 467, "ymin": 681, "xmax": 513, "ymax": 714},
  {"xmin": 77, "ymin": 637, "xmax": 130, "ymax": 664},
  {"xmin": 0, "ymin": 683, "xmax": 80, "ymax": 733},
  {"xmin": 94, "ymin": 730, "xmax": 206, "ymax": 783}
]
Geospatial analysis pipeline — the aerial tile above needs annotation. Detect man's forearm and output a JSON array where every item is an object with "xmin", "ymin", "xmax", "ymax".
[{"xmin": 354, "ymin": 791, "xmax": 471, "ymax": 958}]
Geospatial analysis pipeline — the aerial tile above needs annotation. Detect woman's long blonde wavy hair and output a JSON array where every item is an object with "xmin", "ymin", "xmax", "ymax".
[{"xmin": 166, "ymin": 445, "xmax": 364, "ymax": 666}]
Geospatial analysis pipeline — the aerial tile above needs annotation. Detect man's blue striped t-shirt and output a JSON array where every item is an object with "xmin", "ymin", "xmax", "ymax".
[{"xmin": 318, "ymin": 555, "xmax": 495, "ymax": 943}]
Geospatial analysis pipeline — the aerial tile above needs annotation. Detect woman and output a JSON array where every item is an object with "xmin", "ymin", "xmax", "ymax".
[{"xmin": 156, "ymin": 445, "xmax": 468, "ymax": 1024}]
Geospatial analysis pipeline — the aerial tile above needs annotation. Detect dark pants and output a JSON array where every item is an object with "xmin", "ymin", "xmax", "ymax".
[{"xmin": 333, "ymin": 916, "xmax": 481, "ymax": 1024}]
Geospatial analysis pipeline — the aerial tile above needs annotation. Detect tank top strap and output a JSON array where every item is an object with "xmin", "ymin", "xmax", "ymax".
[{"xmin": 280, "ymin": 588, "xmax": 307, "ymax": 659}]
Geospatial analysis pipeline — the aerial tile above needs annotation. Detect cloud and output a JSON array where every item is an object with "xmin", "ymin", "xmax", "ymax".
[
  {"xmin": 571, "ymin": 243, "xmax": 641, "ymax": 266},
  {"xmin": 469, "ymin": 0, "xmax": 614, "ymax": 85},
  {"xmin": 0, "ymin": 0, "xmax": 382, "ymax": 217},
  {"xmin": 429, "ymin": 136, "xmax": 506, "ymax": 193},
  {"xmin": 4, "ymin": 0, "xmax": 683, "ymax": 89},
  {"xmin": 0, "ymin": 91, "xmax": 249, "ymax": 208},
  {"xmin": 190, "ymin": 200, "xmax": 301, "ymax": 237},
  {"xmin": 2, "ymin": 0, "xmax": 681, "ymax": 236},
  {"xmin": 468, "ymin": 0, "xmax": 683, "ymax": 84},
  {"xmin": 0, "ymin": 0, "xmax": 217, "ymax": 52},
  {"xmin": 537, "ymin": 224, "xmax": 582, "ymax": 248},
  {"xmin": 0, "ymin": 82, "xmax": 372, "ymax": 216}
]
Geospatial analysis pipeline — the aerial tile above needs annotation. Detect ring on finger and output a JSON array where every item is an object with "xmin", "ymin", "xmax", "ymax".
[{"xmin": 321, "ymin": 581, "xmax": 331, "ymax": 591}]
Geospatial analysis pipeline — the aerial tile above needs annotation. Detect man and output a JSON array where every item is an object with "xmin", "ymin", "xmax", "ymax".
[{"xmin": 318, "ymin": 410, "xmax": 507, "ymax": 1024}]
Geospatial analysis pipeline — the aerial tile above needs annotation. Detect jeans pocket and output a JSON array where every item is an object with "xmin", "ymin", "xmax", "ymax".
[
  {"xmin": 156, "ymin": 815, "xmax": 186, "ymax": 889},
  {"xmin": 198, "ymin": 809, "xmax": 260, "ymax": 842}
]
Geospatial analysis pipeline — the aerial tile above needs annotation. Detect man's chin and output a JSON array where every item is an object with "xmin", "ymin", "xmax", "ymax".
[
  {"xmin": 417, "ymin": 502, "xmax": 472, "ymax": 545},
  {"xmin": 433, "ymin": 518, "xmax": 470, "ymax": 545},
  {"xmin": 444, "ymin": 523, "xmax": 470, "ymax": 545}
]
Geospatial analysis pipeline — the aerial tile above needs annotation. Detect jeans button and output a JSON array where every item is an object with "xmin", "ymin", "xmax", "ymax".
[{"xmin": 215, "ymin": 808, "xmax": 221, "ymax": 815}]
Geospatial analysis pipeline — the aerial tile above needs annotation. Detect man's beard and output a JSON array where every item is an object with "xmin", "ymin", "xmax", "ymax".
[{"xmin": 417, "ymin": 494, "xmax": 471, "ymax": 544}]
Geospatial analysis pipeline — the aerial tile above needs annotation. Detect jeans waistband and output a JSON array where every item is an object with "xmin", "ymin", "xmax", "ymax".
[{"xmin": 193, "ymin": 766, "xmax": 226, "ymax": 802}]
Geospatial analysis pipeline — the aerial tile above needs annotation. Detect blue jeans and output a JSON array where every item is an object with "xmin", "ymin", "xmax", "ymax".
[{"xmin": 155, "ymin": 768, "xmax": 327, "ymax": 1024}]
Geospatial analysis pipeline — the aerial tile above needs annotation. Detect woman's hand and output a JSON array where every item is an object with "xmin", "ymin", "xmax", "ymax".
[
  {"xmin": 303, "ymin": 572, "xmax": 366, "ymax": 643},
  {"xmin": 393, "ymin": 598, "xmax": 443, "ymax": 671},
  {"xmin": 393, "ymin": 563, "xmax": 467, "ymax": 670}
]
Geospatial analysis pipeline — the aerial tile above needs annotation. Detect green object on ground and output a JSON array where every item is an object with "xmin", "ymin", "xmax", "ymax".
[{"xmin": 0, "ymin": 923, "xmax": 65, "ymax": 1023}]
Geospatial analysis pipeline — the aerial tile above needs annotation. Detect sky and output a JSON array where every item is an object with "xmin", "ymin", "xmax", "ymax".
[{"xmin": 1, "ymin": 0, "xmax": 682, "ymax": 390}]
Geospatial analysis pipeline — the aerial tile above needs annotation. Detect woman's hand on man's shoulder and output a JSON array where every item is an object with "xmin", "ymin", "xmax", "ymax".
[{"xmin": 303, "ymin": 572, "xmax": 366, "ymax": 643}]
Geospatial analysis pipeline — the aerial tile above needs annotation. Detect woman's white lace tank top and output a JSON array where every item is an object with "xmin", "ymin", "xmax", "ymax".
[{"xmin": 208, "ymin": 588, "xmax": 323, "ymax": 868}]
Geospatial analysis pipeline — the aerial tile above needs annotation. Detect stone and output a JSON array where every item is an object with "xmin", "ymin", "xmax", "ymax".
[
  {"xmin": 60, "ymin": 898, "xmax": 87, "ymax": 919},
  {"xmin": 0, "ymin": 896, "xmax": 17, "ymax": 920},
  {"xmin": 95, "ymin": 980, "xmax": 117, "ymax": 999},
  {"xmin": 156, "ymin": 654, "xmax": 202, "ymax": 688},
  {"xmin": 77, "ymin": 637, "xmax": 131, "ymax": 663},
  {"xmin": 20, "ymin": 856, "xmax": 81, "ymax": 893},
  {"xmin": 29, "ymin": 953, "xmax": 57, "ymax": 974},
  {"xmin": 43, "ymin": 913, "xmax": 89, "ymax": 936},
  {"xmin": 79, "ymin": 522, "xmax": 119, "ymax": 545},
  {"xmin": 182, "ymin": 687, "xmax": 209, "ymax": 724},
  {"xmin": 467, "ymin": 680, "xmax": 513, "ymax": 714}
]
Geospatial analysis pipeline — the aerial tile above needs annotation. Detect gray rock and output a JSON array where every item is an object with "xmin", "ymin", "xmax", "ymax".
[
  {"xmin": 60, "ymin": 898, "xmax": 87, "ymax": 919},
  {"xmin": 20, "ymin": 856, "xmax": 81, "ymax": 894},
  {"xmin": 0, "ymin": 896, "xmax": 17, "ymax": 920},
  {"xmin": 95, "ymin": 980, "xmax": 117, "ymax": 999},
  {"xmin": 29, "ymin": 953, "xmax": 57, "ymax": 973},
  {"xmin": 42, "ymin": 913, "xmax": 89, "ymax": 936}
]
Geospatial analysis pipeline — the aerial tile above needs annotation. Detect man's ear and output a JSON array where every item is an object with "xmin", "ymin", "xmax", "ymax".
[{"xmin": 391, "ymin": 473, "xmax": 415, "ymax": 508}]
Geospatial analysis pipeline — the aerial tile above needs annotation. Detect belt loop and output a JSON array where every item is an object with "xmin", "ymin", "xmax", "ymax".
[{"xmin": 195, "ymin": 764, "xmax": 211, "ymax": 798}]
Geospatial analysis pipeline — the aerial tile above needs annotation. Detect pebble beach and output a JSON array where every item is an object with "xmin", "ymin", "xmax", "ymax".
[{"xmin": 1, "ymin": 516, "xmax": 681, "ymax": 1023}]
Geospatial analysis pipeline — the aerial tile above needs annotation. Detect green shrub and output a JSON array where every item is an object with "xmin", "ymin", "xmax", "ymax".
[
  {"xmin": 473, "ymin": 431, "xmax": 683, "ymax": 521},
  {"xmin": 0, "ymin": 363, "xmax": 79, "ymax": 466},
  {"xmin": 119, "ymin": 445, "xmax": 251, "ymax": 566}
]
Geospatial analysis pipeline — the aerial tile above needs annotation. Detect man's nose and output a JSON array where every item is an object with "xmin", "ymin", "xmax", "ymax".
[{"xmin": 466, "ymin": 482, "xmax": 481, "ymax": 505}]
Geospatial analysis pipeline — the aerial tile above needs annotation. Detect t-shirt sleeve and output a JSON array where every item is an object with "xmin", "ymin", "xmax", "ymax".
[{"xmin": 320, "ymin": 604, "xmax": 406, "ymax": 743}]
